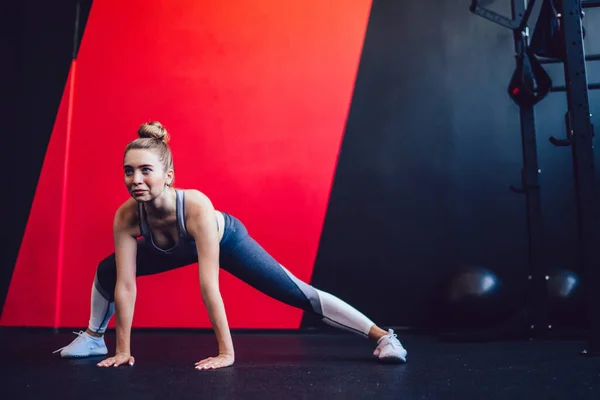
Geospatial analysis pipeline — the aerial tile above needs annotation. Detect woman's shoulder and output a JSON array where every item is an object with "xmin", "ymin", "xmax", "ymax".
[
  {"xmin": 180, "ymin": 188, "xmax": 215, "ymax": 216},
  {"xmin": 113, "ymin": 198, "xmax": 141, "ymax": 234},
  {"xmin": 181, "ymin": 188, "xmax": 209, "ymax": 202}
]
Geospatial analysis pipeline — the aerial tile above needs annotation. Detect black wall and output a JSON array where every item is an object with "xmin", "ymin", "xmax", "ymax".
[
  {"xmin": 307, "ymin": 0, "xmax": 600, "ymax": 329},
  {"xmin": 0, "ymin": 0, "xmax": 91, "ymax": 315}
]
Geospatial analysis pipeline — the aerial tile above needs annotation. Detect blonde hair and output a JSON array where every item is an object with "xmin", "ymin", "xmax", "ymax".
[{"xmin": 124, "ymin": 121, "xmax": 174, "ymax": 173}]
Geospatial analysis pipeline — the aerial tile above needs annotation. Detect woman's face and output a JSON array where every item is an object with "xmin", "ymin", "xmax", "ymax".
[{"xmin": 123, "ymin": 148, "xmax": 173, "ymax": 201}]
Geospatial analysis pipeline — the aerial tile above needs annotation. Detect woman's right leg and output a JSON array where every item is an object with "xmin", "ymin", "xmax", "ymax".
[
  {"xmin": 52, "ymin": 255, "xmax": 118, "ymax": 358},
  {"xmin": 85, "ymin": 276, "xmax": 115, "ymax": 337},
  {"xmin": 84, "ymin": 253, "xmax": 120, "ymax": 337},
  {"xmin": 56, "ymin": 241, "xmax": 197, "ymax": 358}
]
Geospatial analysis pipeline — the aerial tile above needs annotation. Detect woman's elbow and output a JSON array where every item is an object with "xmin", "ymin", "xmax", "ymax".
[
  {"xmin": 200, "ymin": 284, "xmax": 221, "ymax": 299},
  {"xmin": 115, "ymin": 279, "xmax": 137, "ymax": 295}
]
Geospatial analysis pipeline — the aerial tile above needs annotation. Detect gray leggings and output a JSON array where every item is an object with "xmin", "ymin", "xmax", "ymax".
[{"xmin": 92, "ymin": 213, "xmax": 374, "ymax": 336}]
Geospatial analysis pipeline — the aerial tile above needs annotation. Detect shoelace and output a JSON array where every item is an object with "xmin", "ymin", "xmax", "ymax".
[
  {"xmin": 382, "ymin": 330, "xmax": 402, "ymax": 348},
  {"xmin": 52, "ymin": 330, "xmax": 87, "ymax": 354}
]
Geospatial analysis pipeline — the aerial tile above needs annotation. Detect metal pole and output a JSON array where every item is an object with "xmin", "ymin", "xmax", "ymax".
[
  {"xmin": 512, "ymin": 0, "xmax": 549, "ymax": 339},
  {"xmin": 558, "ymin": 0, "xmax": 600, "ymax": 355}
]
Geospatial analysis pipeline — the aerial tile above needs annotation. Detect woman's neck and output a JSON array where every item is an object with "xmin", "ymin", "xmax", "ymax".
[{"xmin": 143, "ymin": 187, "xmax": 176, "ymax": 218}]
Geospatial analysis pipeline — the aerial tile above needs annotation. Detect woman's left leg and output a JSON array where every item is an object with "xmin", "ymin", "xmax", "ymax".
[
  {"xmin": 219, "ymin": 215, "xmax": 407, "ymax": 362},
  {"xmin": 275, "ymin": 263, "xmax": 407, "ymax": 362}
]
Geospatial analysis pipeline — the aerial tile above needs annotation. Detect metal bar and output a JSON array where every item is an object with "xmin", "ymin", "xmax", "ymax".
[
  {"xmin": 559, "ymin": 0, "xmax": 600, "ymax": 355},
  {"xmin": 516, "ymin": 0, "xmax": 539, "ymax": 32},
  {"xmin": 539, "ymin": 54, "xmax": 600, "ymax": 64},
  {"xmin": 583, "ymin": 0, "xmax": 600, "ymax": 8},
  {"xmin": 550, "ymin": 83, "xmax": 600, "ymax": 92},
  {"xmin": 469, "ymin": 0, "xmax": 539, "ymax": 31},
  {"xmin": 512, "ymin": 0, "xmax": 548, "ymax": 340},
  {"xmin": 470, "ymin": 0, "xmax": 519, "ymax": 29}
]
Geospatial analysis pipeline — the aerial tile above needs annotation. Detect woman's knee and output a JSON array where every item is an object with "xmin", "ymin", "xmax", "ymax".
[{"xmin": 94, "ymin": 254, "xmax": 117, "ymax": 302}]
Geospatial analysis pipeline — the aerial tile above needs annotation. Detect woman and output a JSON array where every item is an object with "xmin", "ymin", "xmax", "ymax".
[{"xmin": 54, "ymin": 121, "xmax": 407, "ymax": 370}]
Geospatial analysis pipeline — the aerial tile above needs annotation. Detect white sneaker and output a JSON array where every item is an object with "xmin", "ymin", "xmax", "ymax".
[
  {"xmin": 52, "ymin": 330, "xmax": 108, "ymax": 358},
  {"xmin": 373, "ymin": 329, "xmax": 407, "ymax": 363}
]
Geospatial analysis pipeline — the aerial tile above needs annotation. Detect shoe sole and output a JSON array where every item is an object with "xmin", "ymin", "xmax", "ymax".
[
  {"xmin": 378, "ymin": 355, "xmax": 407, "ymax": 364},
  {"xmin": 61, "ymin": 350, "xmax": 108, "ymax": 359}
]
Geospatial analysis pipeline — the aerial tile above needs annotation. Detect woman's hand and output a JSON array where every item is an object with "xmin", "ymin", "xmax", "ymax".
[
  {"xmin": 195, "ymin": 353, "xmax": 235, "ymax": 370},
  {"xmin": 97, "ymin": 352, "xmax": 135, "ymax": 368}
]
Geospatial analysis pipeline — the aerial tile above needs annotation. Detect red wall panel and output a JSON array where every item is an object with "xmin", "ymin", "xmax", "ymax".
[{"xmin": 2, "ymin": 0, "xmax": 371, "ymax": 329}]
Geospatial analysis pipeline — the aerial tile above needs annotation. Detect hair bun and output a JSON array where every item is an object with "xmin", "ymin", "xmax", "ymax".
[{"xmin": 138, "ymin": 121, "xmax": 170, "ymax": 143}]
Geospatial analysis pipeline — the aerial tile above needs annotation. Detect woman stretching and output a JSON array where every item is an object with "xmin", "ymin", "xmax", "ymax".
[{"xmin": 54, "ymin": 121, "xmax": 407, "ymax": 370}]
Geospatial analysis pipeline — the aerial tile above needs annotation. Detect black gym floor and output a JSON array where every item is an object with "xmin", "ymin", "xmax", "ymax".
[{"xmin": 2, "ymin": 329, "xmax": 600, "ymax": 399}]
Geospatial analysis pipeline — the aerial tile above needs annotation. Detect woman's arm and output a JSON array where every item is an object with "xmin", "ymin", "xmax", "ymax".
[
  {"xmin": 185, "ymin": 191, "xmax": 234, "ymax": 369},
  {"xmin": 97, "ymin": 205, "xmax": 138, "ymax": 368},
  {"xmin": 114, "ymin": 227, "xmax": 138, "ymax": 356}
]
